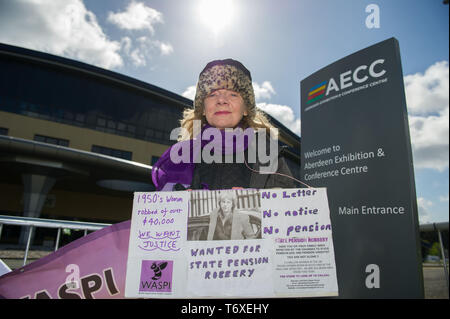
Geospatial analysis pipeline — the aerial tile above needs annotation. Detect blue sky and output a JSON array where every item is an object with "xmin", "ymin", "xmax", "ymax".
[{"xmin": 0, "ymin": 0, "xmax": 448, "ymax": 224}]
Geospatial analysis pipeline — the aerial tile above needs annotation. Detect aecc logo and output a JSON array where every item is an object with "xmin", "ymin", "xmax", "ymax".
[{"xmin": 307, "ymin": 59, "xmax": 387, "ymax": 104}]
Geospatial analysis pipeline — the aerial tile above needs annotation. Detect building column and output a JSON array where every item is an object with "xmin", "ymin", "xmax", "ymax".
[{"xmin": 19, "ymin": 174, "xmax": 56, "ymax": 247}]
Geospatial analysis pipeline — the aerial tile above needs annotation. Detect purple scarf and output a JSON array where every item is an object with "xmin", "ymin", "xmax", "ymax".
[{"xmin": 151, "ymin": 124, "xmax": 254, "ymax": 191}]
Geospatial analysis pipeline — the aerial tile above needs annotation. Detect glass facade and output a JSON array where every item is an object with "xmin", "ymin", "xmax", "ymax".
[{"xmin": 0, "ymin": 53, "xmax": 187, "ymax": 146}]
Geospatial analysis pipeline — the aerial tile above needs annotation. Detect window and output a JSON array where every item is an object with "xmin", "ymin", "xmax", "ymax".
[
  {"xmin": 117, "ymin": 122, "xmax": 126, "ymax": 131},
  {"xmin": 34, "ymin": 134, "xmax": 69, "ymax": 147},
  {"xmin": 127, "ymin": 125, "xmax": 136, "ymax": 134},
  {"xmin": 97, "ymin": 117, "xmax": 106, "ymax": 127},
  {"xmin": 75, "ymin": 113, "xmax": 85, "ymax": 124},
  {"xmin": 107, "ymin": 120, "xmax": 116, "ymax": 129},
  {"xmin": 64, "ymin": 111, "xmax": 74, "ymax": 121},
  {"xmin": 0, "ymin": 127, "xmax": 8, "ymax": 135},
  {"xmin": 151, "ymin": 156, "xmax": 160, "ymax": 165},
  {"xmin": 91, "ymin": 145, "xmax": 132, "ymax": 161},
  {"xmin": 145, "ymin": 128, "xmax": 154, "ymax": 139}
]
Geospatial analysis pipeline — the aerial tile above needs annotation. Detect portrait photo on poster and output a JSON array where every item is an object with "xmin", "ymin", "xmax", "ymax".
[{"xmin": 187, "ymin": 189, "xmax": 262, "ymax": 241}]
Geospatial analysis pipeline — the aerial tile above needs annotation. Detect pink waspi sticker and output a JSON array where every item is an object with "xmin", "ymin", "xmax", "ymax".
[{"xmin": 139, "ymin": 260, "xmax": 173, "ymax": 293}]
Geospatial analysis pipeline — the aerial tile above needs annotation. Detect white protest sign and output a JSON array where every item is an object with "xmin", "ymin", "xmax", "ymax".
[
  {"xmin": 125, "ymin": 188, "xmax": 338, "ymax": 298},
  {"xmin": 187, "ymin": 239, "xmax": 274, "ymax": 297},
  {"xmin": 261, "ymin": 188, "xmax": 338, "ymax": 297},
  {"xmin": 125, "ymin": 191, "xmax": 190, "ymax": 298}
]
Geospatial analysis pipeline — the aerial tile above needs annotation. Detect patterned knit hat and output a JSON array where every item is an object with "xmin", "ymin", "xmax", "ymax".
[{"xmin": 194, "ymin": 59, "xmax": 256, "ymax": 115}]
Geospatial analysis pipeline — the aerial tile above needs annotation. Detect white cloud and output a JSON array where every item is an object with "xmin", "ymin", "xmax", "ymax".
[
  {"xmin": 440, "ymin": 194, "xmax": 449, "ymax": 202},
  {"xmin": 154, "ymin": 41, "xmax": 174, "ymax": 56},
  {"xmin": 0, "ymin": 0, "xmax": 123, "ymax": 69},
  {"xmin": 253, "ymin": 81, "xmax": 276, "ymax": 100},
  {"xmin": 130, "ymin": 48, "xmax": 146, "ymax": 67},
  {"xmin": 120, "ymin": 36, "xmax": 173, "ymax": 67},
  {"xmin": 417, "ymin": 197, "xmax": 433, "ymax": 224},
  {"xmin": 120, "ymin": 37, "xmax": 132, "ymax": 54},
  {"xmin": 109, "ymin": 3, "xmax": 173, "ymax": 66},
  {"xmin": 405, "ymin": 61, "xmax": 449, "ymax": 115},
  {"xmin": 253, "ymin": 81, "xmax": 300, "ymax": 135},
  {"xmin": 257, "ymin": 102, "xmax": 301, "ymax": 135},
  {"xmin": 409, "ymin": 108, "xmax": 449, "ymax": 171},
  {"xmin": 182, "ymin": 85, "xmax": 197, "ymax": 100},
  {"xmin": 405, "ymin": 61, "xmax": 449, "ymax": 171},
  {"xmin": 107, "ymin": 1, "xmax": 163, "ymax": 34}
]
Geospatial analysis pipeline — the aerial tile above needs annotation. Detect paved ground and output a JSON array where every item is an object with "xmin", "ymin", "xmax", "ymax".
[
  {"xmin": 0, "ymin": 249, "xmax": 52, "ymax": 270},
  {"xmin": 423, "ymin": 266, "xmax": 449, "ymax": 299},
  {"xmin": 0, "ymin": 250, "xmax": 448, "ymax": 299}
]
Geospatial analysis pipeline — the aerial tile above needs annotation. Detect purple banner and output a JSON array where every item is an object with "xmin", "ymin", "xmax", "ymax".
[{"xmin": 0, "ymin": 220, "xmax": 130, "ymax": 299}]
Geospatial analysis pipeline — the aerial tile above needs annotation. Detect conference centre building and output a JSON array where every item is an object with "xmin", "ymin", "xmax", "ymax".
[{"xmin": 0, "ymin": 43, "xmax": 301, "ymax": 249}]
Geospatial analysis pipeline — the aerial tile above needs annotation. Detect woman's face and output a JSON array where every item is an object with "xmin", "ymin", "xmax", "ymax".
[
  {"xmin": 203, "ymin": 89, "xmax": 247, "ymax": 129},
  {"xmin": 220, "ymin": 198, "xmax": 233, "ymax": 214}
]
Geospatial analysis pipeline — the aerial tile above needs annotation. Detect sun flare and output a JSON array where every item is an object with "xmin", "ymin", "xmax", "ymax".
[{"xmin": 197, "ymin": 0, "xmax": 235, "ymax": 35}]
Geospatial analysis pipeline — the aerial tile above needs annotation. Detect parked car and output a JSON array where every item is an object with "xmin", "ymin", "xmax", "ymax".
[{"xmin": 425, "ymin": 255, "xmax": 441, "ymax": 262}]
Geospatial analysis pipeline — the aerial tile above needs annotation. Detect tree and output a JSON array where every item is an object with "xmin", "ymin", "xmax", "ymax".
[{"xmin": 429, "ymin": 242, "xmax": 441, "ymax": 257}]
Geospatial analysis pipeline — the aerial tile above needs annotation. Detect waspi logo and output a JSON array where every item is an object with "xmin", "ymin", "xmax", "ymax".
[{"xmin": 139, "ymin": 260, "xmax": 173, "ymax": 293}]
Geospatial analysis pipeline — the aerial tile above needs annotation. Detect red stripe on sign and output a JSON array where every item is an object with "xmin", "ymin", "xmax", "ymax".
[{"xmin": 308, "ymin": 89, "xmax": 325, "ymax": 100}]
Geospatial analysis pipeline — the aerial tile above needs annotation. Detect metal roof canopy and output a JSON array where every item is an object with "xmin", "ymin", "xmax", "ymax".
[{"xmin": 0, "ymin": 135, "xmax": 154, "ymax": 193}]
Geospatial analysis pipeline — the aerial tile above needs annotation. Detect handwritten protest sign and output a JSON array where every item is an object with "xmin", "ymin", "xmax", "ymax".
[
  {"xmin": 187, "ymin": 239, "xmax": 274, "ymax": 297},
  {"xmin": 125, "ymin": 188, "xmax": 338, "ymax": 298},
  {"xmin": 261, "ymin": 188, "xmax": 338, "ymax": 297},
  {"xmin": 125, "ymin": 191, "xmax": 190, "ymax": 298}
]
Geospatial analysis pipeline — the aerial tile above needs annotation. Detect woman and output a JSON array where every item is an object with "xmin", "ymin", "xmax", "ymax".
[
  {"xmin": 152, "ymin": 58, "xmax": 297, "ymax": 191},
  {"xmin": 207, "ymin": 191, "xmax": 256, "ymax": 240}
]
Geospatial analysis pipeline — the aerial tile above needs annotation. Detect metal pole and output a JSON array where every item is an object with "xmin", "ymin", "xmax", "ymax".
[
  {"xmin": 54, "ymin": 228, "xmax": 61, "ymax": 252},
  {"xmin": 0, "ymin": 223, "xmax": 3, "ymax": 239},
  {"xmin": 436, "ymin": 226, "xmax": 449, "ymax": 290},
  {"xmin": 23, "ymin": 226, "xmax": 34, "ymax": 266}
]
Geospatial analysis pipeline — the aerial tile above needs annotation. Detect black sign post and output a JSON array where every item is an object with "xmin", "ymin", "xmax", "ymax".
[{"xmin": 300, "ymin": 38, "xmax": 424, "ymax": 298}]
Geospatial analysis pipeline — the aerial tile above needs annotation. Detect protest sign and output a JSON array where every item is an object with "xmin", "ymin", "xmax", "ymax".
[
  {"xmin": 125, "ymin": 188, "xmax": 338, "ymax": 298},
  {"xmin": 0, "ymin": 188, "xmax": 337, "ymax": 299},
  {"xmin": 124, "ymin": 191, "xmax": 190, "ymax": 298},
  {"xmin": 261, "ymin": 188, "xmax": 338, "ymax": 297}
]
